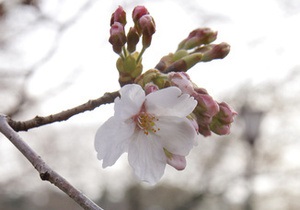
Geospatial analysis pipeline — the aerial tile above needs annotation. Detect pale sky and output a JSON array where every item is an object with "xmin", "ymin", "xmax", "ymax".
[
  {"xmin": 21, "ymin": 0, "xmax": 300, "ymax": 120},
  {"xmin": 1, "ymin": 0, "xmax": 300, "ymax": 201}
]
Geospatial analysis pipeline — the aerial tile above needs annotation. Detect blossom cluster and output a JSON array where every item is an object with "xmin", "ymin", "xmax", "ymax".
[
  {"xmin": 109, "ymin": 6, "xmax": 155, "ymax": 86},
  {"xmin": 95, "ymin": 5, "xmax": 237, "ymax": 184}
]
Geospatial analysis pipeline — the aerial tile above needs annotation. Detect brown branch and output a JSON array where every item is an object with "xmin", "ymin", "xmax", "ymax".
[
  {"xmin": 8, "ymin": 91, "xmax": 120, "ymax": 131},
  {"xmin": 0, "ymin": 115, "xmax": 103, "ymax": 210}
]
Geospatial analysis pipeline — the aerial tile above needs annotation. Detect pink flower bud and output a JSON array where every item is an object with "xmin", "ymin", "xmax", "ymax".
[
  {"xmin": 192, "ymin": 89, "xmax": 219, "ymax": 117},
  {"xmin": 192, "ymin": 89, "xmax": 220, "ymax": 137},
  {"xmin": 109, "ymin": 22, "xmax": 126, "ymax": 54},
  {"xmin": 178, "ymin": 28, "xmax": 218, "ymax": 50},
  {"xmin": 110, "ymin": 6, "xmax": 127, "ymax": 26},
  {"xmin": 168, "ymin": 72, "xmax": 194, "ymax": 95},
  {"xmin": 197, "ymin": 116, "xmax": 213, "ymax": 137},
  {"xmin": 138, "ymin": 15, "xmax": 156, "ymax": 48},
  {"xmin": 144, "ymin": 82, "xmax": 159, "ymax": 94},
  {"xmin": 200, "ymin": 42, "xmax": 230, "ymax": 61},
  {"xmin": 218, "ymin": 102, "xmax": 238, "ymax": 124},
  {"xmin": 210, "ymin": 102, "xmax": 237, "ymax": 135},
  {"xmin": 127, "ymin": 27, "xmax": 140, "ymax": 53},
  {"xmin": 132, "ymin": 5, "xmax": 149, "ymax": 24},
  {"xmin": 139, "ymin": 15, "xmax": 156, "ymax": 36},
  {"xmin": 211, "ymin": 124, "xmax": 231, "ymax": 135}
]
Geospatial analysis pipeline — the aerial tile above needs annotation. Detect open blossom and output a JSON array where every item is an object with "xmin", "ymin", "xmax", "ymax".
[{"xmin": 94, "ymin": 84, "xmax": 198, "ymax": 184}]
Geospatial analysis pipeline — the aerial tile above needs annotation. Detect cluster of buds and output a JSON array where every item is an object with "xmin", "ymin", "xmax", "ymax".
[
  {"xmin": 169, "ymin": 72, "xmax": 237, "ymax": 136},
  {"xmin": 109, "ymin": 5, "xmax": 236, "ymax": 137},
  {"xmin": 99, "ymin": 5, "xmax": 238, "ymax": 185},
  {"xmin": 155, "ymin": 28, "xmax": 230, "ymax": 73},
  {"xmin": 109, "ymin": 6, "xmax": 156, "ymax": 86},
  {"xmin": 135, "ymin": 71, "xmax": 237, "ymax": 136}
]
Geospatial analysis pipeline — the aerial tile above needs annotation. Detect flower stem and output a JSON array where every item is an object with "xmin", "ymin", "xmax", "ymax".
[
  {"xmin": 136, "ymin": 46, "xmax": 146, "ymax": 64},
  {"xmin": 122, "ymin": 46, "xmax": 128, "ymax": 58}
]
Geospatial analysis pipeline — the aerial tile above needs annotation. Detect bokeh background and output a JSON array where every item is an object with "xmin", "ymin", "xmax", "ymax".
[{"xmin": 1, "ymin": 0, "xmax": 300, "ymax": 209}]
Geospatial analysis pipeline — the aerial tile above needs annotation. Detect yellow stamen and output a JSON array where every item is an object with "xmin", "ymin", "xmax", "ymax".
[{"xmin": 135, "ymin": 112, "xmax": 160, "ymax": 135}]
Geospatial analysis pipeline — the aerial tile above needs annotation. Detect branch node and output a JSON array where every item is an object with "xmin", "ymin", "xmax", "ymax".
[{"xmin": 40, "ymin": 171, "xmax": 51, "ymax": 181}]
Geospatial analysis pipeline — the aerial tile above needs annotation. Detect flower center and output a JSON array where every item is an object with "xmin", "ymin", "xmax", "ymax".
[{"xmin": 135, "ymin": 112, "xmax": 160, "ymax": 135}]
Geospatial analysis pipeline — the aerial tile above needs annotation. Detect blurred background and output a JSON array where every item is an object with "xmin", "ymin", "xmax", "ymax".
[{"xmin": 0, "ymin": 0, "xmax": 300, "ymax": 209}]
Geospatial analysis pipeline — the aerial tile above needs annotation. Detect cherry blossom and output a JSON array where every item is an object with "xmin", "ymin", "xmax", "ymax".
[{"xmin": 95, "ymin": 84, "xmax": 198, "ymax": 184}]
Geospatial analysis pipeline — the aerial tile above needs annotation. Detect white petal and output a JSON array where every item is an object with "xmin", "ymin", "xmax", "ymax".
[
  {"xmin": 94, "ymin": 116, "xmax": 135, "ymax": 167},
  {"xmin": 146, "ymin": 86, "xmax": 197, "ymax": 117},
  {"xmin": 115, "ymin": 84, "xmax": 145, "ymax": 120},
  {"xmin": 156, "ymin": 116, "xmax": 196, "ymax": 156},
  {"xmin": 128, "ymin": 131, "xmax": 167, "ymax": 184}
]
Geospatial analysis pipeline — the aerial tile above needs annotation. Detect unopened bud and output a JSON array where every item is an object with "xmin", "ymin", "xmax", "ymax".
[
  {"xmin": 211, "ymin": 124, "xmax": 231, "ymax": 136},
  {"xmin": 135, "ymin": 69, "xmax": 170, "ymax": 89},
  {"xmin": 200, "ymin": 42, "xmax": 230, "ymax": 61},
  {"xmin": 109, "ymin": 22, "xmax": 126, "ymax": 54},
  {"xmin": 144, "ymin": 82, "xmax": 159, "ymax": 94},
  {"xmin": 168, "ymin": 72, "xmax": 195, "ymax": 94},
  {"xmin": 218, "ymin": 102, "xmax": 237, "ymax": 124},
  {"xmin": 139, "ymin": 15, "xmax": 156, "ymax": 36},
  {"xmin": 155, "ymin": 50, "xmax": 188, "ymax": 72},
  {"xmin": 196, "ymin": 114, "xmax": 213, "ymax": 137},
  {"xmin": 193, "ymin": 90, "xmax": 219, "ymax": 117},
  {"xmin": 210, "ymin": 102, "xmax": 237, "ymax": 135},
  {"xmin": 163, "ymin": 53, "xmax": 202, "ymax": 73},
  {"xmin": 178, "ymin": 28, "xmax": 217, "ymax": 50},
  {"xmin": 192, "ymin": 89, "xmax": 220, "ymax": 137},
  {"xmin": 155, "ymin": 53, "xmax": 175, "ymax": 71},
  {"xmin": 127, "ymin": 27, "xmax": 140, "ymax": 53},
  {"xmin": 110, "ymin": 6, "xmax": 127, "ymax": 26},
  {"xmin": 132, "ymin": 5, "xmax": 149, "ymax": 25},
  {"xmin": 173, "ymin": 49, "xmax": 189, "ymax": 61},
  {"xmin": 138, "ymin": 15, "xmax": 156, "ymax": 48}
]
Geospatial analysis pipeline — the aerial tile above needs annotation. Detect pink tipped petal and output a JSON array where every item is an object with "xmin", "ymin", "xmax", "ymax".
[
  {"xmin": 94, "ymin": 117, "xmax": 134, "ymax": 167},
  {"xmin": 156, "ymin": 116, "xmax": 196, "ymax": 156},
  {"xmin": 146, "ymin": 87, "xmax": 197, "ymax": 117},
  {"xmin": 167, "ymin": 154, "xmax": 186, "ymax": 170},
  {"xmin": 128, "ymin": 131, "xmax": 167, "ymax": 184}
]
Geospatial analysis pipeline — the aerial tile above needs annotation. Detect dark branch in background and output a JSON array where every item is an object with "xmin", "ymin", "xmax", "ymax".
[
  {"xmin": 0, "ymin": 115, "xmax": 103, "ymax": 210},
  {"xmin": 5, "ymin": 88, "xmax": 30, "ymax": 117},
  {"xmin": 0, "ymin": 0, "xmax": 97, "ymax": 117},
  {"xmin": 8, "ymin": 91, "xmax": 120, "ymax": 132},
  {"xmin": 23, "ymin": 0, "xmax": 97, "ymax": 79}
]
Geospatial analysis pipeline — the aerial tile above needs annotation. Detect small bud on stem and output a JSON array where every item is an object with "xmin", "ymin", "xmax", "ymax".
[
  {"xmin": 110, "ymin": 6, "xmax": 127, "ymax": 26},
  {"xmin": 178, "ymin": 28, "xmax": 217, "ymax": 50},
  {"xmin": 109, "ymin": 22, "xmax": 126, "ymax": 54}
]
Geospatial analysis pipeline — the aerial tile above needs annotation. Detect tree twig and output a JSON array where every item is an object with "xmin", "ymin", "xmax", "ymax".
[
  {"xmin": 8, "ymin": 91, "xmax": 120, "ymax": 131},
  {"xmin": 0, "ymin": 115, "xmax": 104, "ymax": 210}
]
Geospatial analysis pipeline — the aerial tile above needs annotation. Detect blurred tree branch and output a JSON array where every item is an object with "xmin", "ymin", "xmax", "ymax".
[
  {"xmin": 0, "ymin": 115, "xmax": 103, "ymax": 210},
  {"xmin": 0, "ymin": 0, "xmax": 96, "ymax": 117}
]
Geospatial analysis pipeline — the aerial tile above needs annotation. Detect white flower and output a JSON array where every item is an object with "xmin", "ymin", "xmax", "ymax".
[{"xmin": 94, "ymin": 84, "xmax": 198, "ymax": 184}]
